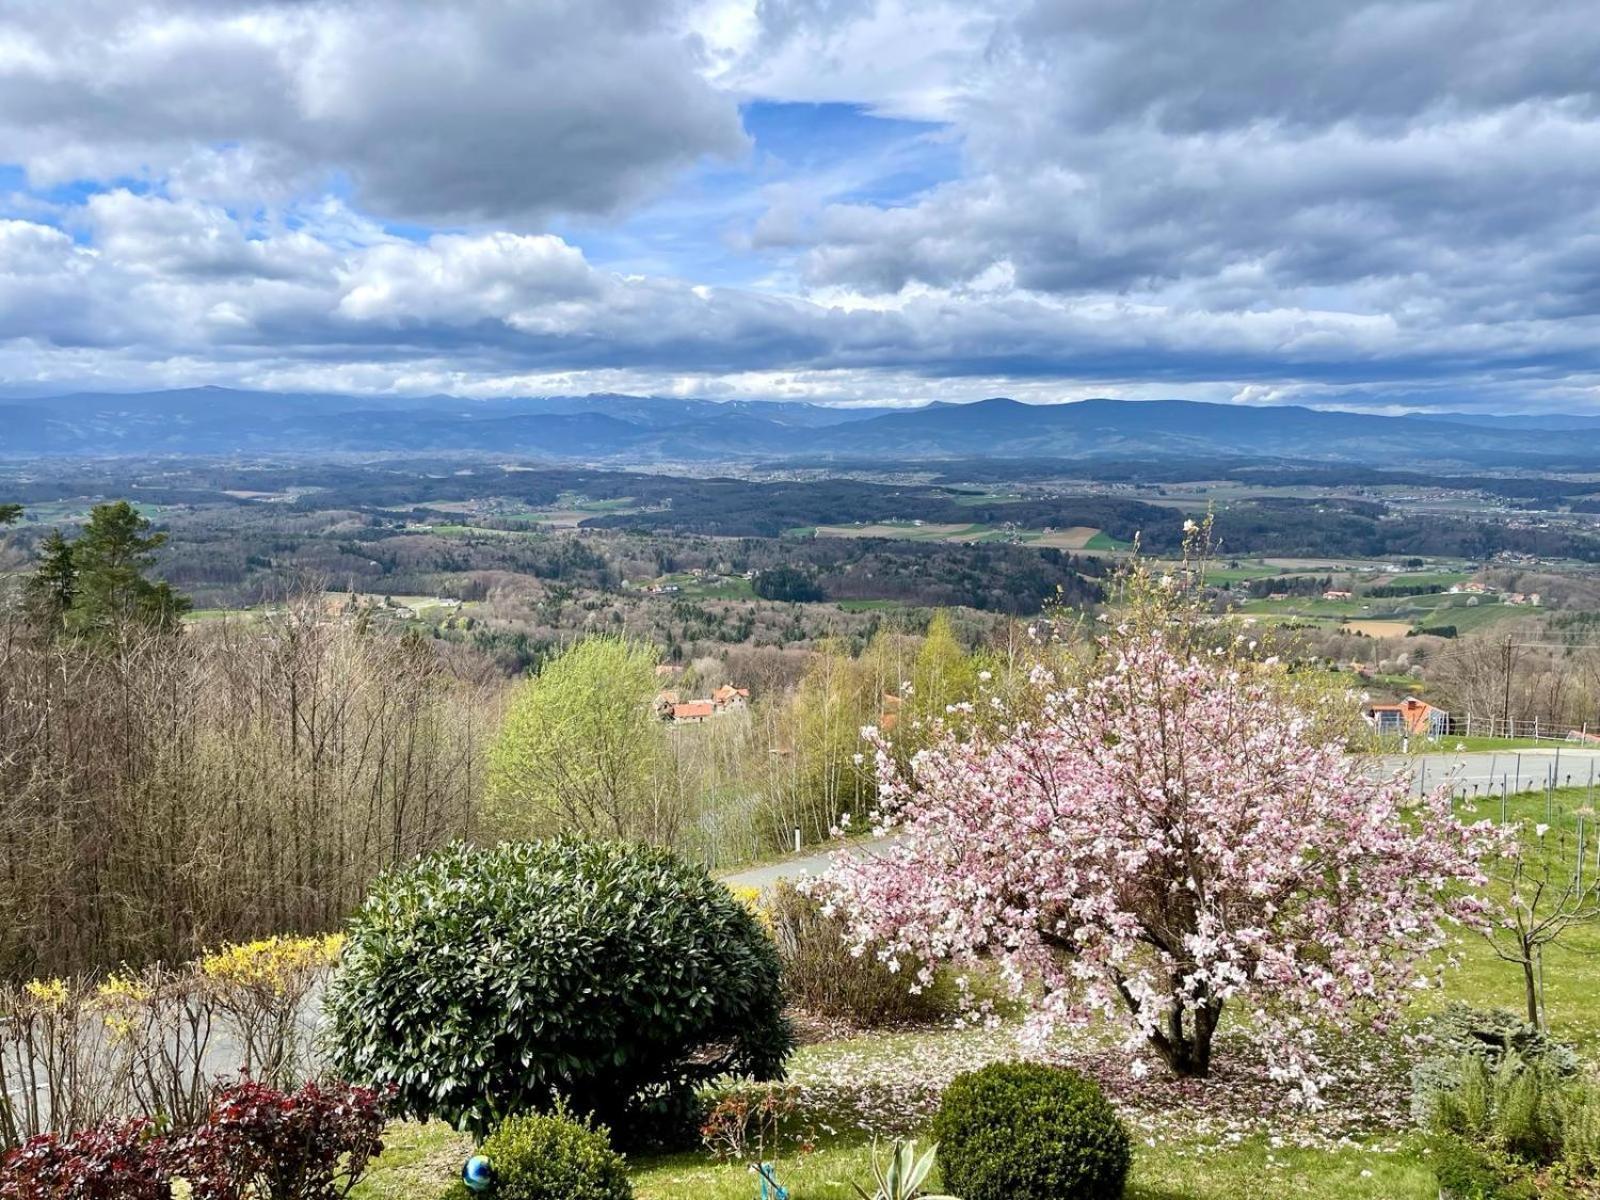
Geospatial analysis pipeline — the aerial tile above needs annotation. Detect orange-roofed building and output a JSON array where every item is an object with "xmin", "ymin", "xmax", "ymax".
[
  {"xmin": 1364, "ymin": 696, "xmax": 1448, "ymax": 738},
  {"xmin": 711, "ymin": 684, "xmax": 750, "ymax": 709},
  {"xmin": 672, "ymin": 701, "xmax": 715, "ymax": 723}
]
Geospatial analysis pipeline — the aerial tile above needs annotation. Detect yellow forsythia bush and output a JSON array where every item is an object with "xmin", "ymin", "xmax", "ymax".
[
  {"xmin": 725, "ymin": 884, "xmax": 774, "ymax": 935},
  {"xmin": 199, "ymin": 933, "xmax": 344, "ymax": 995}
]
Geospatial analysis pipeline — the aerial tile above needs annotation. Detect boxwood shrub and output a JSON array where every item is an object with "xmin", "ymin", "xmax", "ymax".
[
  {"xmin": 436, "ymin": 1107, "xmax": 632, "ymax": 1200},
  {"xmin": 931, "ymin": 1062, "xmax": 1131, "ymax": 1200},
  {"xmin": 325, "ymin": 839, "xmax": 792, "ymax": 1140}
]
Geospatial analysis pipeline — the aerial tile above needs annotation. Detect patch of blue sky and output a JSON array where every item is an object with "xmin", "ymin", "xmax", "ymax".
[
  {"xmin": 0, "ymin": 163, "xmax": 156, "ymax": 236},
  {"xmin": 554, "ymin": 101, "xmax": 960, "ymax": 285}
]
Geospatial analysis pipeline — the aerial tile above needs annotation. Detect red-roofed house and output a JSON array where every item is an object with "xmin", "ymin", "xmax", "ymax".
[
  {"xmin": 1364, "ymin": 696, "xmax": 1449, "ymax": 738},
  {"xmin": 672, "ymin": 701, "xmax": 715, "ymax": 723},
  {"xmin": 711, "ymin": 684, "xmax": 750, "ymax": 710}
]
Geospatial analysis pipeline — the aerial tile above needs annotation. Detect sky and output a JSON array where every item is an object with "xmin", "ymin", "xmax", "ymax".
[{"xmin": 1, "ymin": 0, "xmax": 1599, "ymax": 413}]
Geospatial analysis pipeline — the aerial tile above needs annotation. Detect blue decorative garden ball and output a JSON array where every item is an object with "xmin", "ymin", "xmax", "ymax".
[{"xmin": 462, "ymin": 1154, "xmax": 494, "ymax": 1192}]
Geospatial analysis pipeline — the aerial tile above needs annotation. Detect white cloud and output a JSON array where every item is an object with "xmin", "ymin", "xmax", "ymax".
[
  {"xmin": 3, "ymin": 0, "xmax": 1600, "ymax": 412},
  {"xmin": 0, "ymin": 0, "xmax": 746, "ymax": 224}
]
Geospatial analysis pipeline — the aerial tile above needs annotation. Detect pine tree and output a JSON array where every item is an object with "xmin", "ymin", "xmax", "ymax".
[
  {"xmin": 23, "ymin": 529, "xmax": 77, "ymax": 630},
  {"xmin": 50, "ymin": 501, "xmax": 190, "ymax": 636}
]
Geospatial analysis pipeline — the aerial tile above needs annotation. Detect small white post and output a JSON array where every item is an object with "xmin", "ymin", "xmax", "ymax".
[{"xmin": 794, "ymin": 827, "xmax": 802, "ymax": 854}]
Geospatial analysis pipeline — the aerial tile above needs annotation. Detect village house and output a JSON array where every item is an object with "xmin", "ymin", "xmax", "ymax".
[
  {"xmin": 671, "ymin": 701, "xmax": 714, "ymax": 723},
  {"xmin": 1323, "ymin": 589, "xmax": 1353, "ymax": 600},
  {"xmin": 1363, "ymin": 696, "xmax": 1449, "ymax": 738},
  {"xmin": 665, "ymin": 683, "xmax": 752, "ymax": 723},
  {"xmin": 711, "ymin": 684, "xmax": 750, "ymax": 711}
]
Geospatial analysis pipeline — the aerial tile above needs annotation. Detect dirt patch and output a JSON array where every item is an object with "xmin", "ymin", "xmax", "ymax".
[
  {"xmin": 1032, "ymin": 526, "xmax": 1102, "ymax": 549},
  {"xmin": 1343, "ymin": 619, "xmax": 1414, "ymax": 638}
]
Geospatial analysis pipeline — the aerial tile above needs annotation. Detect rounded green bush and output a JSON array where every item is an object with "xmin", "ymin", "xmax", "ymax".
[
  {"xmin": 931, "ymin": 1062, "xmax": 1132, "ymax": 1200},
  {"xmin": 326, "ymin": 839, "xmax": 792, "ymax": 1140},
  {"xmin": 437, "ymin": 1107, "xmax": 632, "ymax": 1200}
]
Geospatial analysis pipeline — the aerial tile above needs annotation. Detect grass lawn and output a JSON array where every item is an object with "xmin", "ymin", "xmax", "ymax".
[
  {"xmin": 1423, "ymin": 735, "xmax": 1587, "ymax": 753},
  {"xmin": 350, "ymin": 785, "xmax": 1600, "ymax": 1200},
  {"xmin": 1438, "ymin": 601, "xmax": 1537, "ymax": 634},
  {"xmin": 355, "ymin": 1120, "xmax": 1437, "ymax": 1200},
  {"xmin": 655, "ymin": 573, "xmax": 757, "ymax": 601}
]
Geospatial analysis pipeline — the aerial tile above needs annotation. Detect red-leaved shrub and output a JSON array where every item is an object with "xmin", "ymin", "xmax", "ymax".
[
  {"xmin": 0, "ymin": 1118, "xmax": 170, "ymax": 1200},
  {"xmin": 175, "ymin": 1079, "xmax": 389, "ymax": 1200}
]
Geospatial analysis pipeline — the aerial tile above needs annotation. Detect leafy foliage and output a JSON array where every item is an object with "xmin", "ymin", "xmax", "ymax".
[
  {"xmin": 849, "ymin": 1139, "xmax": 957, "ymax": 1200},
  {"xmin": 764, "ymin": 882, "xmax": 953, "ymax": 1027},
  {"xmin": 753, "ymin": 565, "xmax": 824, "ymax": 603},
  {"xmin": 437, "ymin": 1105, "xmax": 632, "ymax": 1200},
  {"xmin": 698, "ymin": 1084, "xmax": 800, "ymax": 1162},
  {"xmin": 174, "ymin": 1079, "xmax": 388, "ymax": 1200},
  {"xmin": 0, "ymin": 1119, "xmax": 170, "ymax": 1200},
  {"xmin": 1411, "ymin": 1004, "xmax": 1579, "ymax": 1125},
  {"xmin": 1424, "ymin": 1052, "xmax": 1600, "ymax": 1176},
  {"xmin": 325, "ymin": 839, "xmax": 792, "ymax": 1139},
  {"xmin": 1428, "ymin": 1133, "xmax": 1541, "ymax": 1200},
  {"xmin": 26, "ymin": 501, "xmax": 190, "ymax": 637},
  {"xmin": 487, "ymin": 637, "xmax": 673, "ymax": 843},
  {"xmin": 931, "ymin": 1063, "xmax": 1131, "ymax": 1200}
]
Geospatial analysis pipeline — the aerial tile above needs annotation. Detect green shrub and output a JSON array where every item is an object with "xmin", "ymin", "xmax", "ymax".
[
  {"xmin": 1427, "ymin": 1055, "xmax": 1561, "ymax": 1164},
  {"xmin": 765, "ymin": 881, "xmax": 955, "ymax": 1027},
  {"xmin": 1411, "ymin": 1005, "xmax": 1579, "ymax": 1125},
  {"xmin": 1429, "ymin": 1134, "xmax": 1541, "ymax": 1200},
  {"xmin": 436, "ymin": 1106, "xmax": 632, "ymax": 1200},
  {"xmin": 931, "ymin": 1062, "xmax": 1131, "ymax": 1200},
  {"xmin": 326, "ymin": 839, "xmax": 792, "ymax": 1141},
  {"xmin": 1558, "ymin": 1074, "xmax": 1600, "ymax": 1178}
]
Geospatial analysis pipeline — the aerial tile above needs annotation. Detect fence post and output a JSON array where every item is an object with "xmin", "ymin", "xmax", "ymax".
[{"xmin": 1577, "ymin": 815, "xmax": 1586, "ymax": 895}]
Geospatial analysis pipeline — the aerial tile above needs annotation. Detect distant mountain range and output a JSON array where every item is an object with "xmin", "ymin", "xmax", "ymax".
[{"xmin": 0, "ymin": 387, "xmax": 1594, "ymax": 466}]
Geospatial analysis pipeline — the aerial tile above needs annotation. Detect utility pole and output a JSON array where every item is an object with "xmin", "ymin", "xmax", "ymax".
[{"xmin": 1501, "ymin": 635, "xmax": 1517, "ymax": 736}]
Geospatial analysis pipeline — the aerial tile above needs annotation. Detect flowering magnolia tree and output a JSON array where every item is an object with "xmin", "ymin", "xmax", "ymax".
[{"xmin": 820, "ymin": 604, "xmax": 1499, "ymax": 1095}]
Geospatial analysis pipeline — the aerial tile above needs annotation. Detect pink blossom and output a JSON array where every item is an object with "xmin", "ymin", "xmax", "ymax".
[{"xmin": 817, "ymin": 627, "xmax": 1499, "ymax": 1099}]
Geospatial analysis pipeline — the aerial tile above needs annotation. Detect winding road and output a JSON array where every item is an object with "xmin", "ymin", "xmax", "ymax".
[{"xmin": 721, "ymin": 748, "xmax": 1600, "ymax": 890}]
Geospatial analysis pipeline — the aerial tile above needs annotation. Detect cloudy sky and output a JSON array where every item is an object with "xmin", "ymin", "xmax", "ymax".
[{"xmin": 2, "ymin": 0, "xmax": 1598, "ymax": 411}]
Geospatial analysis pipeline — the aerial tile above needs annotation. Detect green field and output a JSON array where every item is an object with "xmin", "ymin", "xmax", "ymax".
[
  {"xmin": 833, "ymin": 598, "xmax": 908, "ymax": 612},
  {"xmin": 812, "ymin": 520, "xmax": 1129, "ymax": 552},
  {"xmin": 1231, "ymin": 588, "xmax": 1540, "ymax": 637},
  {"xmin": 651, "ymin": 573, "xmax": 756, "ymax": 601}
]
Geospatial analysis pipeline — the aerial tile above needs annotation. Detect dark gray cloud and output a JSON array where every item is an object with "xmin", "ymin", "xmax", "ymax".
[
  {"xmin": 767, "ymin": 0, "xmax": 1600, "ymax": 385},
  {"xmin": 0, "ymin": 0, "xmax": 746, "ymax": 224}
]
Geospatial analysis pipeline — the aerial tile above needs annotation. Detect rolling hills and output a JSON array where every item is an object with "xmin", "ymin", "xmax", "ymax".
[{"xmin": 1, "ymin": 388, "xmax": 1594, "ymax": 466}]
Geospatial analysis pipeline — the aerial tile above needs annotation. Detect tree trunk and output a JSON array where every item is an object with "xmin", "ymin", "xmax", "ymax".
[
  {"xmin": 1522, "ymin": 951, "xmax": 1540, "ymax": 1029},
  {"xmin": 1148, "ymin": 999, "xmax": 1221, "ymax": 1077}
]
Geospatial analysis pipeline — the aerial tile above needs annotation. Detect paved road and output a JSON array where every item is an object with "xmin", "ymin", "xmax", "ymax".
[
  {"xmin": 722, "ymin": 750, "xmax": 1600, "ymax": 891},
  {"xmin": 722, "ymin": 846, "xmax": 865, "ymax": 890},
  {"xmin": 1379, "ymin": 748, "xmax": 1600, "ymax": 796}
]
